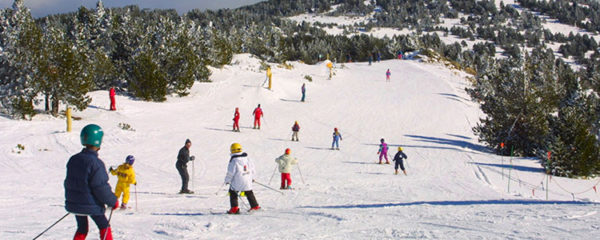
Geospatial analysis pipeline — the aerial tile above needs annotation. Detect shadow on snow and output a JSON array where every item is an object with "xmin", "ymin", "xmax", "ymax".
[
  {"xmin": 469, "ymin": 162, "xmax": 544, "ymax": 173},
  {"xmin": 300, "ymin": 199, "xmax": 597, "ymax": 209}
]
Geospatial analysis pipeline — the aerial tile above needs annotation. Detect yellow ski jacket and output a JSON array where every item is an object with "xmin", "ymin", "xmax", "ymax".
[{"xmin": 110, "ymin": 163, "xmax": 136, "ymax": 186}]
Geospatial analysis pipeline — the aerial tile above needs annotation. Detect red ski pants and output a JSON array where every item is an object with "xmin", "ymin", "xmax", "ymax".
[
  {"xmin": 110, "ymin": 96, "xmax": 116, "ymax": 111},
  {"xmin": 281, "ymin": 173, "xmax": 291, "ymax": 189},
  {"xmin": 254, "ymin": 117, "xmax": 261, "ymax": 128}
]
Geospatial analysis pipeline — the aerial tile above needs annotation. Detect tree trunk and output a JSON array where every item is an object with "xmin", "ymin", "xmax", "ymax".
[
  {"xmin": 51, "ymin": 97, "xmax": 59, "ymax": 116},
  {"xmin": 44, "ymin": 93, "xmax": 49, "ymax": 112}
]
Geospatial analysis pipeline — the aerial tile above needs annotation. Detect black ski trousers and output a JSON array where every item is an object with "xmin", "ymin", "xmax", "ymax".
[
  {"xmin": 75, "ymin": 215, "xmax": 109, "ymax": 234},
  {"xmin": 229, "ymin": 189, "xmax": 259, "ymax": 208},
  {"xmin": 176, "ymin": 162, "xmax": 189, "ymax": 191}
]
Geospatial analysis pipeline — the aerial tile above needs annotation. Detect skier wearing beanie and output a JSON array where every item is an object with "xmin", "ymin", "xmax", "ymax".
[
  {"xmin": 393, "ymin": 147, "xmax": 408, "ymax": 175},
  {"xmin": 224, "ymin": 143, "xmax": 260, "ymax": 214},
  {"xmin": 377, "ymin": 138, "xmax": 390, "ymax": 164},
  {"xmin": 252, "ymin": 104, "xmax": 264, "ymax": 129},
  {"xmin": 275, "ymin": 148, "xmax": 298, "ymax": 189},
  {"xmin": 176, "ymin": 139, "xmax": 195, "ymax": 194},
  {"xmin": 64, "ymin": 124, "xmax": 118, "ymax": 240},
  {"xmin": 331, "ymin": 128, "xmax": 342, "ymax": 150},
  {"xmin": 110, "ymin": 155, "xmax": 137, "ymax": 209}
]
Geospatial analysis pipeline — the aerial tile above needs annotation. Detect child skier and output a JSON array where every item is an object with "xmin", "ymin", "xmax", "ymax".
[
  {"xmin": 275, "ymin": 148, "xmax": 298, "ymax": 189},
  {"xmin": 109, "ymin": 155, "xmax": 137, "ymax": 210},
  {"xmin": 377, "ymin": 138, "xmax": 390, "ymax": 164},
  {"xmin": 291, "ymin": 121, "xmax": 300, "ymax": 141},
  {"xmin": 386, "ymin": 69, "xmax": 391, "ymax": 82},
  {"xmin": 109, "ymin": 86, "xmax": 116, "ymax": 111},
  {"xmin": 233, "ymin": 107, "xmax": 240, "ymax": 132},
  {"xmin": 224, "ymin": 143, "xmax": 261, "ymax": 214},
  {"xmin": 64, "ymin": 124, "xmax": 118, "ymax": 240},
  {"xmin": 393, "ymin": 147, "xmax": 408, "ymax": 175},
  {"xmin": 331, "ymin": 128, "xmax": 342, "ymax": 150},
  {"xmin": 252, "ymin": 104, "xmax": 264, "ymax": 129}
]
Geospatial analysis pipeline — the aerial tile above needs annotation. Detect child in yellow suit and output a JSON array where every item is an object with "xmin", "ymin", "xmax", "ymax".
[{"xmin": 109, "ymin": 155, "xmax": 136, "ymax": 209}]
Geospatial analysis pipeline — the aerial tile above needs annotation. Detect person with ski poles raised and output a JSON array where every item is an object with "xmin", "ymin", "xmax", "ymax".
[
  {"xmin": 331, "ymin": 128, "xmax": 342, "ymax": 150},
  {"xmin": 393, "ymin": 147, "xmax": 408, "ymax": 175},
  {"xmin": 224, "ymin": 143, "xmax": 261, "ymax": 214},
  {"xmin": 377, "ymin": 138, "xmax": 390, "ymax": 164},
  {"xmin": 252, "ymin": 104, "xmax": 264, "ymax": 129},
  {"xmin": 176, "ymin": 139, "xmax": 195, "ymax": 194},
  {"xmin": 232, "ymin": 107, "xmax": 240, "ymax": 132},
  {"xmin": 275, "ymin": 148, "xmax": 298, "ymax": 189},
  {"xmin": 291, "ymin": 121, "xmax": 300, "ymax": 141},
  {"xmin": 64, "ymin": 124, "xmax": 118, "ymax": 240},
  {"xmin": 109, "ymin": 155, "xmax": 137, "ymax": 210}
]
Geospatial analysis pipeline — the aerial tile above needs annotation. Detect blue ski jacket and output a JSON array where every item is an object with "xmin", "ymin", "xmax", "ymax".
[{"xmin": 64, "ymin": 148, "xmax": 117, "ymax": 215}]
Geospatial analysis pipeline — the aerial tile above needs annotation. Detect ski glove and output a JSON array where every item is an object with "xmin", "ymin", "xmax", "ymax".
[
  {"xmin": 109, "ymin": 167, "xmax": 114, "ymax": 172},
  {"xmin": 190, "ymin": 156, "xmax": 195, "ymax": 161},
  {"xmin": 113, "ymin": 200, "xmax": 119, "ymax": 209}
]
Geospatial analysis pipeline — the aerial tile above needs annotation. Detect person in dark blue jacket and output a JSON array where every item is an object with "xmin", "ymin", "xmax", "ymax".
[
  {"xmin": 393, "ymin": 146, "xmax": 408, "ymax": 175},
  {"xmin": 64, "ymin": 124, "xmax": 118, "ymax": 240}
]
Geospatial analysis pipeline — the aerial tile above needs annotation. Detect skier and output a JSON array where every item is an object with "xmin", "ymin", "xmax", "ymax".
[
  {"xmin": 368, "ymin": 53, "xmax": 373, "ymax": 65},
  {"xmin": 377, "ymin": 51, "xmax": 381, "ymax": 62},
  {"xmin": 224, "ymin": 143, "xmax": 261, "ymax": 214},
  {"xmin": 393, "ymin": 147, "xmax": 408, "ymax": 175},
  {"xmin": 301, "ymin": 83, "xmax": 306, "ymax": 102},
  {"xmin": 397, "ymin": 51, "xmax": 403, "ymax": 60},
  {"xmin": 377, "ymin": 138, "xmax": 390, "ymax": 164},
  {"xmin": 275, "ymin": 148, "xmax": 298, "ymax": 189},
  {"xmin": 109, "ymin": 86, "xmax": 116, "ymax": 111},
  {"xmin": 64, "ymin": 124, "xmax": 118, "ymax": 240},
  {"xmin": 109, "ymin": 155, "xmax": 137, "ymax": 210},
  {"xmin": 252, "ymin": 104, "xmax": 264, "ymax": 129},
  {"xmin": 331, "ymin": 128, "xmax": 342, "ymax": 150},
  {"xmin": 176, "ymin": 139, "xmax": 195, "ymax": 194},
  {"xmin": 291, "ymin": 121, "xmax": 300, "ymax": 141},
  {"xmin": 386, "ymin": 69, "xmax": 391, "ymax": 82},
  {"xmin": 232, "ymin": 107, "xmax": 240, "ymax": 132}
]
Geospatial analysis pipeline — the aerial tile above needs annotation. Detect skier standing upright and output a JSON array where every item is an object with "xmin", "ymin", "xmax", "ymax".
[
  {"xmin": 109, "ymin": 86, "xmax": 116, "ymax": 111},
  {"xmin": 331, "ymin": 128, "xmax": 342, "ymax": 150},
  {"xmin": 386, "ymin": 69, "xmax": 391, "ymax": 82},
  {"xmin": 176, "ymin": 139, "xmax": 195, "ymax": 194},
  {"xmin": 224, "ymin": 143, "xmax": 261, "ymax": 214},
  {"xmin": 109, "ymin": 155, "xmax": 137, "ymax": 209},
  {"xmin": 275, "ymin": 148, "xmax": 298, "ymax": 189},
  {"xmin": 301, "ymin": 83, "xmax": 306, "ymax": 102},
  {"xmin": 232, "ymin": 107, "xmax": 240, "ymax": 132},
  {"xmin": 377, "ymin": 138, "xmax": 390, "ymax": 164},
  {"xmin": 64, "ymin": 124, "xmax": 118, "ymax": 240},
  {"xmin": 393, "ymin": 147, "xmax": 408, "ymax": 175},
  {"xmin": 252, "ymin": 104, "xmax": 264, "ymax": 129},
  {"xmin": 291, "ymin": 121, "xmax": 300, "ymax": 141}
]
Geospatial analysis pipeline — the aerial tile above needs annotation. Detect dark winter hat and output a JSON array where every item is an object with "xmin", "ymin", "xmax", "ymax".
[
  {"xmin": 380, "ymin": 138, "xmax": 385, "ymax": 143},
  {"xmin": 185, "ymin": 139, "xmax": 191, "ymax": 144}
]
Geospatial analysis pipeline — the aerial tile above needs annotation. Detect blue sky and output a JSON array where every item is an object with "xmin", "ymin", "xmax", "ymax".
[{"xmin": 0, "ymin": 0, "xmax": 265, "ymax": 18}]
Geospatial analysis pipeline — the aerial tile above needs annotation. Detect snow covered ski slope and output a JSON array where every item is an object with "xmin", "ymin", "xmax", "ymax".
[{"xmin": 1, "ymin": 54, "xmax": 599, "ymax": 239}]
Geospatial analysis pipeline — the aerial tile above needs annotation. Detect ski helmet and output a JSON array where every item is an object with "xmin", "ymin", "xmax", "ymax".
[
  {"xmin": 334, "ymin": 128, "xmax": 338, "ymax": 132},
  {"xmin": 398, "ymin": 147, "xmax": 403, "ymax": 151},
  {"xmin": 230, "ymin": 143, "xmax": 242, "ymax": 153},
  {"xmin": 126, "ymin": 155, "xmax": 135, "ymax": 165},
  {"xmin": 285, "ymin": 148, "xmax": 291, "ymax": 155},
  {"xmin": 80, "ymin": 124, "xmax": 103, "ymax": 148}
]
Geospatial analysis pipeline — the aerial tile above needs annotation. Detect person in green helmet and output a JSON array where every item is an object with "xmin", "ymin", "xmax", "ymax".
[{"xmin": 64, "ymin": 124, "xmax": 118, "ymax": 240}]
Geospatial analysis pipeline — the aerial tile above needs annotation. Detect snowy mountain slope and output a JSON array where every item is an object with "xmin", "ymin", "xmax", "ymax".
[{"xmin": 1, "ymin": 54, "xmax": 599, "ymax": 239}]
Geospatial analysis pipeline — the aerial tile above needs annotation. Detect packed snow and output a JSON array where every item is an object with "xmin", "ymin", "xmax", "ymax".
[{"xmin": 1, "ymin": 54, "xmax": 599, "ymax": 239}]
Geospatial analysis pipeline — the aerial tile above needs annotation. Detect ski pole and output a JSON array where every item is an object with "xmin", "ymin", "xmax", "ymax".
[
  {"xmin": 238, "ymin": 192, "xmax": 249, "ymax": 209},
  {"xmin": 215, "ymin": 182, "xmax": 226, "ymax": 195},
  {"xmin": 268, "ymin": 165, "xmax": 277, "ymax": 185},
  {"xmin": 297, "ymin": 163, "xmax": 306, "ymax": 185},
  {"xmin": 103, "ymin": 208, "xmax": 114, "ymax": 240},
  {"xmin": 254, "ymin": 181, "xmax": 284, "ymax": 195},
  {"xmin": 32, "ymin": 213, "xmax": 70, "ymax": 240},
  {"xmin": 135, "ymin": 184, "xmax": 138, "ymax": 212}
]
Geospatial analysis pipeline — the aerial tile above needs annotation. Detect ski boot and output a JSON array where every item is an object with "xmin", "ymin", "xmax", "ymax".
[
  {"xmin": 248, "ymin": 206, "xmax": 261, "ymax": 212},
  {"xmin": 120, "ymin": 203, "xmax": 127, "ymax": 210},
  {"xmin": 227, "ymin": 206, "xmax": 240, "ymax": 214}
]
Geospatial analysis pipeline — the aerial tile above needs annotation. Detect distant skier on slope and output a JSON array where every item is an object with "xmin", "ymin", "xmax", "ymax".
[
  {"xmin": 176, "ymin": 139, "xmax": 195, "ymax": 194},
  {"xmin": 64, "ymin": 124, "xmax": 118, "ymax": 240},
  {"xmin": 377, "ymin": 138, "xmax": 390, "ymax": 164},
  {"xmin": 109, "ymin": 86, "xmax": 116, "ymax": 111},
  {"xmin": 386, "ymin": 69, "xmax": 391, "ymax": 82},
  {"xmin": 291, "ymin": 121, "xmax": 300, "ymax": 141},
  {"xmin": 233, "ymin": 107, "xmax": 240, "ymax": 132},
  {"xmin": 253, "ymin": 104, "xmax": 264, "ymax": 129},
  {"xmin": 331, "ymin": 128, "xmax": 342, "ymax": 150},
  {"xmin": 225, "ymin": 143, "xmax": 261, "ymax": 214},
  {"xmin": 301, "ymin": 83, "xmax": 306, "ymax": 102},
  {"xmin": 109, "ymin": 155, "xmax": 137, "ymax": 210},
  {"xmin": 275, "ymin": 148, "xmax": 298, "ymax": 189},
  {"xmin": 393, "ymin": 147, "xmax": 408, "ymax": 175}
]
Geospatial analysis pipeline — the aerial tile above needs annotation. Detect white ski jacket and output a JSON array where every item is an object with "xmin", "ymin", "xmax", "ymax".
[
  {"xmin": 224, "ymin": 152, "xmax": 255, "ymax": 191},
  {"xmin": 275, "ymin": 154, "xmax": 298, "ymax": 174}
]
